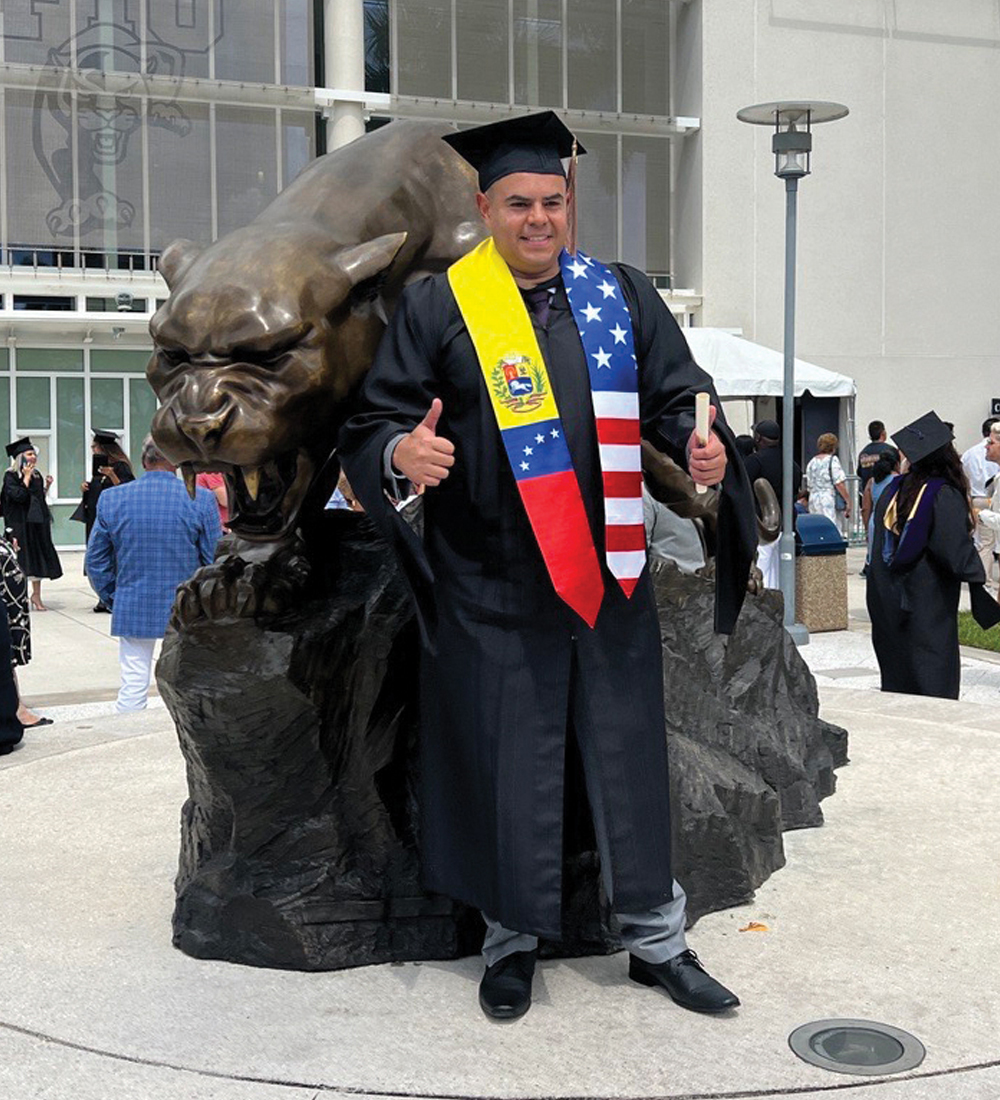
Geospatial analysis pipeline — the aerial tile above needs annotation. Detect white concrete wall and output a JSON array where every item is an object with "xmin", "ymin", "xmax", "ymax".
[{"xmin": 689, "ymin": 0, "xmax": 1000, "ymax": 457}]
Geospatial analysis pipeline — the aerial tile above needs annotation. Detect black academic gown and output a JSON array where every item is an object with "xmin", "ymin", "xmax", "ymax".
[
  {"xmin": 76, "ymin": 463, "xmax": 135, "ymax": 578},
  {"xmin": 80, "ymin": 462, "xmax": 135, "ymax": 541},
  {"xmin": 0, "ymin": 470, "xmax": 62, "ymax": 580},
  {"xmin": 338, "ymin": 263, "xmax": 756, "ymax": 938},
  {"xmin": 0, "ymin": 600, "xmax": 23, "ymax": 755},
  {"xmin": 867, "ymin": 482, "xmax": 984, "ymax": 699},
  {"xmin": 743, "ymin": 446, "xmax": 801, "ymax": 507}
]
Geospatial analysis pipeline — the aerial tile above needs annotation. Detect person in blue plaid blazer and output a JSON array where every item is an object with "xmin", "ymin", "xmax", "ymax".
[{"xmin": 86, "ymin": 436, "xmax": 221, "ymax": 712}]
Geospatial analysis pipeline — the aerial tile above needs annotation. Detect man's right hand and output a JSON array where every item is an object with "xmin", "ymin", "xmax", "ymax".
[{"xmin": 392, "ymin": 399, "xmax": 455, "ymax": 487}]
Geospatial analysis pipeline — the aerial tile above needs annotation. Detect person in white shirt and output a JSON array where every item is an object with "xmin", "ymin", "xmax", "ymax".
[{"xmin": 961, "ymin": 417, "xmax": 1000, "ymax": 590}]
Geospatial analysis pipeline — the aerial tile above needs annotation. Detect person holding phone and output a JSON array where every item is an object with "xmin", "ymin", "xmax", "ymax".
[
  {"xmin": 72, "ymin": 430, "xmax": 135, "ymax": 612},
  {"xmin": 0, "ymin": 438, "xmax": 62, "ymax": 611}
]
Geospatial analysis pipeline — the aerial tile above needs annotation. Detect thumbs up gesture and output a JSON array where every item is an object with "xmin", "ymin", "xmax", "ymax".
[{"xmin": 392, "ymin": 398, "xmax": 456, "ymax": 487}]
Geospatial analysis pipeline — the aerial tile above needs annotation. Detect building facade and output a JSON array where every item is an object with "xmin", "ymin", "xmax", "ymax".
[
  {"xmin": 0, "ymin": 0, "xmax": 695, "ymax": 545},
  {"xmin": 0, "ymin": 0, "xmax": 319, "ymax": 543},
  {"xmin": 2, "ymin": 1, "xmax": 997, "ymax": 545},
  {"xmin": 679, "ymin": 1, "xmax": 1000, "ymax": 457}
]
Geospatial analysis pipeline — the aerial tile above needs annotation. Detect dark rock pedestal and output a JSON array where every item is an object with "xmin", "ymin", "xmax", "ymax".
[
  {"xmin": 161, "ymin": 515, "xmax": 482, "ymax": 969},
  {"xmin": 163, "ymin": 521, "xmax": 847, "ymax": 969},
  {"xmin": 651, "ymin": 561, "xmax": 849, "ymax": 921}
]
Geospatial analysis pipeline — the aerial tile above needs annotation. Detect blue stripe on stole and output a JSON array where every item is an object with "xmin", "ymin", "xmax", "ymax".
[{"xmin": 501, "ymin": 418, "xmax": 573, "ymax": 482}]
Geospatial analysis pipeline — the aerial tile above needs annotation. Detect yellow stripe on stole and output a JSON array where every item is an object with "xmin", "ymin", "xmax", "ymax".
[
  {"xmin": 883, "ymin": 481, "xmax": 926, "ymax": 532},
  {"xmin": 448, "ymin": 238, "xmax": 561, "ymax": 431}
]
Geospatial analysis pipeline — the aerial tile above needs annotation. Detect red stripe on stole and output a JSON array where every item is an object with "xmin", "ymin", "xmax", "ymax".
[
  {"xmin": 603, "ymin": 470, "xmax": 643, "ymax": 498},
  {"xmin": 517, "ymin": 470, "xmax": 604, "ymax": 627},
  {"xmin": 605, "ymin": 524, "xmax": 647, "ymax": 553},
  {"xmin": 596, "ymin": 418, "xmax": 641, "ymax": 445}
]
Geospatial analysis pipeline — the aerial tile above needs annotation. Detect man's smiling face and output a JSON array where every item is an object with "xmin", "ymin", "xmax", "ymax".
[{"xmin": 476, "ymin": 172, "xmax": 569, "ymax": 283}]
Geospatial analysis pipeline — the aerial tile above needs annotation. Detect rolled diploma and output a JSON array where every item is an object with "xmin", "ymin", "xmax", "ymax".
[{"xmin": 694, "ymin": 391, "xmax": 710, "ymax": 495}]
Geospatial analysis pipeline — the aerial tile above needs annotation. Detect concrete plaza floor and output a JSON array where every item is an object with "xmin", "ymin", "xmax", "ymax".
[{"xmin": 2, "ymin": 550, "xmax": 999, "ymax": 1099}]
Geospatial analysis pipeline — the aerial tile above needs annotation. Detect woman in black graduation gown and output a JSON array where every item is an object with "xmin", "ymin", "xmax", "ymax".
[
  {"xmin": 0, "ymin": 599, "xmax": 23, "ymax": 755},
  {"xmin": 866, "ymin": 412, "xmax": 988, "ymax": 699},
  {"xmin": 0, "ymin": 438, "xmax": 62, "ymax": 611},
  {"xmin": 73, "ymin": 429, "xmax": 135, "ymax": 612}
]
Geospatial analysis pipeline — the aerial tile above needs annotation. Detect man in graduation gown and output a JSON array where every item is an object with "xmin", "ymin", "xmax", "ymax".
[{"xmin": 338, "ymin": 111, "xmax": 756, "ymax": 1021}]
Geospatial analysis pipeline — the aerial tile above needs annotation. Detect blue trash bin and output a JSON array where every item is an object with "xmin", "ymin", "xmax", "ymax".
[{"xmin": 795, "ymin": 513, "xmax": 848, "ymax": 556}]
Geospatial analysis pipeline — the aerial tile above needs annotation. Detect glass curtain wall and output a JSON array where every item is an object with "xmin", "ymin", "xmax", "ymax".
[
  {"xmin": 390, "ymin": 0, "xmax": 673, "ymax": 275},
  {"xmin": 0, "ymin": 2, "xmax": 315, "ymax": 544},
  {"xmin": 0, "ymin": 0, "xmax": 316, "ymax": 269},
  {"xmin": 0, "ymin": 347, "xmax": 157, "ymax": 544}
]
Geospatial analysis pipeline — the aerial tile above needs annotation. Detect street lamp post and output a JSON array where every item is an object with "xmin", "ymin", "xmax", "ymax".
[{"xmin": 736, "ymin": 100, "xmax": 849, "ymax": 646}]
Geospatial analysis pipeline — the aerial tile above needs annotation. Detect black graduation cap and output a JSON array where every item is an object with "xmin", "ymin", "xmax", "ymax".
[
  {"xmin": 443, "ymin": 110, "xmax": 586, "ymax": 193},
  {"xmin": 891, "ymin": 411, "xmax": 953, "ymax": 465},
  {"xmin": 5, "ymin": 437, "xmax": 32, "ymax": 459},
  {"xmin": 93, "ymin": 429, "xmax": 120, "ymax": 445}
]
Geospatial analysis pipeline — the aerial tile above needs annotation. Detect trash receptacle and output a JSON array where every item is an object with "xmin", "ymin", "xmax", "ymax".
[{"xmin": 794, "ymin": 514, "xmax": 848, "ymax": 632}]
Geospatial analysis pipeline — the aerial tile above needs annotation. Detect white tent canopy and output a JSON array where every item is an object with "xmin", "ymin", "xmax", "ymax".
[{"xmin": 682, "ymin": 328, "xmax": 856, "ymax": 399}]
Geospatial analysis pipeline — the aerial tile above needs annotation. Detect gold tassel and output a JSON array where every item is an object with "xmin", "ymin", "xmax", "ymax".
[{"xmin": 567, "ymin": 136, "xmax": 578, "ymax": 255}]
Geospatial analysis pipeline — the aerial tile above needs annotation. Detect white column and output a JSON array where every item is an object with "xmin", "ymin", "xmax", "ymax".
[{"xmin": 324, "ymin": 0, "xmax": 366, "ymax": 150}]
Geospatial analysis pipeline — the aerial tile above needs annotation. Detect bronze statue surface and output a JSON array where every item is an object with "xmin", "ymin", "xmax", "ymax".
[{"xmin": 148, "ymin": 121, "xmax": 485, "ymax": 548}]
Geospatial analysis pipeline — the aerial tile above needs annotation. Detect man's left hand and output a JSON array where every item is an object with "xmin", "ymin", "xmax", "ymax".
[{"xmin": 687, "ymin": 404, "xmax": 727, "ymax": 486}]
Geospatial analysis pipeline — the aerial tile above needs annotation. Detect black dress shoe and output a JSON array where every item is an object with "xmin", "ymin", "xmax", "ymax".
[
  {"xmin": 478, "ymin": 949, "xmax": 537, "ymax": 1020},
  {"xmin": 93, "ymin": 601, "xmax": 110, "ymax": 613},
  {"xmin": 629, "ymin": 950, "xmax": 740, "ymax": 1013}
]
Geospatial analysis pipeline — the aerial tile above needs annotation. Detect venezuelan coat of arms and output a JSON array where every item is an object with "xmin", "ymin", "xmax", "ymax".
[{"xmin": 490, "ymin": 356, "xmax": 547, "ymax": 414}]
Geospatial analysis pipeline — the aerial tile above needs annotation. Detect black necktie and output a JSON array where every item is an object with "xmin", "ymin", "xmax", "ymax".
[{"xmin": 522, "ymin": 285, "xmax": 551, "ymax": 328}]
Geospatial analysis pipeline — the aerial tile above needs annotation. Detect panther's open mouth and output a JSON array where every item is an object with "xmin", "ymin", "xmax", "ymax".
[{"xmin": 179, "ymin": 450, "xmax": 313, "ymax": 540}]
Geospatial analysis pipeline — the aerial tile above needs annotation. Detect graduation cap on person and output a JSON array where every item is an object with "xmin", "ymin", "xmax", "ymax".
[
  {"xmin": 443, "ymin": 111, "xmax": 586, "ymax": 193},
  {"xmin": 5, "ymin": 437, "xmax": 32, "ymax": 459},
  {"xmin": 891, "ymin": 411, "xmax": 953, "ymax": 465},
  {"xmin": 92, "ymin": 429, "xmax": 120, "ymax": 446}
]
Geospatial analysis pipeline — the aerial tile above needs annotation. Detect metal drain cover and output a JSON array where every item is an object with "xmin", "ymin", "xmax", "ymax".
[{"xmin": 789, "ymin": 1019, "xmax": 926, "ymax": 1076}]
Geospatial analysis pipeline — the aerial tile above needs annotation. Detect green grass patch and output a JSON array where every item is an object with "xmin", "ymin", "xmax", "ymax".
[{"xmin": 958, "ymin": 610, "xmax": 1000, "ymax": 653}]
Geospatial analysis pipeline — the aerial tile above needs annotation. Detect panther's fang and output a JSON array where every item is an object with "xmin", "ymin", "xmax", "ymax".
[
  {"xmin": 243, "ymin": 466, "xmax": 261, "ymax": 501},
  {"xmin": 182, "ymin": 464, "xmax": 197, "ymax": 500}
]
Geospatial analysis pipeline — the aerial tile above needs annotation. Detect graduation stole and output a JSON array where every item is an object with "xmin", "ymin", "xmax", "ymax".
[
  {"xmin": 447, "ymin": 238, "xmax": 644, "ymax": 628},
  {"xmin": 881, "ymin": 476, "xmax": 945, "ymax": 568}
]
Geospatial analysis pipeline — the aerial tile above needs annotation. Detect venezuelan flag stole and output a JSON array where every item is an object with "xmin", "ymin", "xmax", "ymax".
[{"xmin": 448, "ymin": 238, "xmax": 645, "ymax": 627}]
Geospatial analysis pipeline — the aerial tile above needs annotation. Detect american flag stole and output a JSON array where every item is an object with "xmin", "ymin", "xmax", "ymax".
[{"xmin": 560, "ymin": 250, "xmax": 645, "ymax": 598}]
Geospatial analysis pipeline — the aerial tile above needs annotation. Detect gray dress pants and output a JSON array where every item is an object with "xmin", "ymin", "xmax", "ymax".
[
  {"xmin": 482, "ymin": 881, "xmax": 688, "ymax": 967},
  {"xmin": 482, "ymin": 738, "xmax": 688, "ymax": 967}
]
